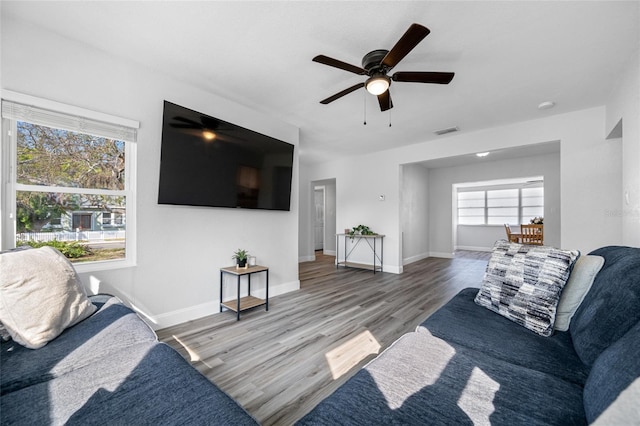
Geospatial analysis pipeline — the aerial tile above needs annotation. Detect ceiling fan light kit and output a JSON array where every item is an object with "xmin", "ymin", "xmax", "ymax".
[
  {"xmin": 365, "ymin": 74, "xmax": 390, "ymax": 95},
  {"xmin": 202, "ymin": 130, "xmax": 216, "ymax": 140},
  {"xmin": 313, "ymin": 23, "xmax": 454, "ymax": 112}
]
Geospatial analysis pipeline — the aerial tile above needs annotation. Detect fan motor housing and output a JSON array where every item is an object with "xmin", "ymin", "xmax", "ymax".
[{"xmin": 362, "ymin": 49, "xmax": 389, "ymax": 73}]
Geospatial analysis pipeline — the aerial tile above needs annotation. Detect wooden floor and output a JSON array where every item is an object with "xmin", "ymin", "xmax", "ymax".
[{"xmin": 157, "ymin": 251, "xmax": 490, "ymax": 425}]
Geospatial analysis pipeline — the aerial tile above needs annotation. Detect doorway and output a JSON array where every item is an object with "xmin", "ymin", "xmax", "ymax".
[
  {"xmin": 314, "ymin": 186, "xmax": 325, "ymax": 251},
  {"xmin": 311, "ymin": 179, "xmax": 337, "ymax": 256}
]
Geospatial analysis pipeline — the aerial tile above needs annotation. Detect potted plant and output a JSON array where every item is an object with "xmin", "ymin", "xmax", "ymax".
[
  {"xmin": 232, "ymin": 249, "xmax": 249, "ymax": 268},
  {"xmin": 348, "ymin": 225, "xmax": 376, "ymax": 240}
]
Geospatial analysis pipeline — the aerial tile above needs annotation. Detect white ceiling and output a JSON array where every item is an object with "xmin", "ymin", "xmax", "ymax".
[
  {"xmin": 3, "ymin": 1, "xmax": 639, "ymax": 164},
  {"xmin": 420, "ymin": 140, "xmax": 560, "ymax": 169}
]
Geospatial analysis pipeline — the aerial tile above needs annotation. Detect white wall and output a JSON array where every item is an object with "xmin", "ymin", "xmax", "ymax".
[
  {"xmin": 307, "ymin": 157, "xmax": 402, "ymax": 272},
  {"xmin": 302, "ymin": 106, "xmax": 625, "ymax": 272},
  {"xmin": 298, "ymin": 164, "xmax": 314, "ymax": 262},
  {"xmin": 1, "ymin": 18, "xmax": 300, "ymax": 329},
  {"xmin": 400, "ymin": 163, "xmax": 430, "ymax": 264},
  {"xmin": 606, "ymin": 48, "xmax": 640, "ymax": 246},
  {"xmin": 428, "ymin": 150, "xmax": 561, "ymax": 254}
]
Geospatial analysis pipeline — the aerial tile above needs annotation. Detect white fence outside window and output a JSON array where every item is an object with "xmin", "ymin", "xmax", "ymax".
[{"xmin": 17, "ymin": 230, "xmax": 125, "ymax": 243}]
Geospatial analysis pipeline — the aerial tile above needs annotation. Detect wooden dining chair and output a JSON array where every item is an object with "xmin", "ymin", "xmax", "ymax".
[
  {"xmin": 504, "ymin": 224, "xmax": 520, "ymax": 243},
  {"xmin": 520, "ymin": 224, "xmax": 544, "ymax": 245}
]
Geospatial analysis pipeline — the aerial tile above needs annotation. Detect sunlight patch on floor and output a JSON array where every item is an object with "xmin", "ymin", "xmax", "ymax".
[
  {"xmin": 457, "ymin": 367, "xmax": 500, "ymax": 425},
  {"xmin": 172, "ymin": 334, "xmax": 201, "ymax": 362},
  {"xmin": 325, "ymin": 330, "xmax": 381, "ymax": 380}
]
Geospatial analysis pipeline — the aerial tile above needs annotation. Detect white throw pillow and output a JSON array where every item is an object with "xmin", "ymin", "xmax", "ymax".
[
  {"xmin": 554, "ymin": 255, "xmax": 605, "ymax": 331},
  {"xmin": 0, "ymin": 246, "xmax": 96, "ymax": 349}
]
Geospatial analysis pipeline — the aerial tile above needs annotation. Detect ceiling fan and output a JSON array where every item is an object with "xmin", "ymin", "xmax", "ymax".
[
  {"xmin": 169, "ymin": 115, "xmax": 228, "ymax": 141},
  {"xmin": 313, "ymin": 23, "xmax": 454, "ymax": 111}
]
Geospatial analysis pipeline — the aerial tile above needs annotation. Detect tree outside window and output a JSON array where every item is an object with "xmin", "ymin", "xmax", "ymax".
[{"xmin": 14, "ymin": 121, "xmax": 128, "ymax": 262}]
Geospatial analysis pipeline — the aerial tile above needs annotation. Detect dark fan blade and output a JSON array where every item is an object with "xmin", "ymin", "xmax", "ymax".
[
  {"xmin": 377, "ymin": 90, "xmax": 393, "ymax": 112},
  {"xmin": 381, "ymin": 23, "xmax": 430, "ymax": 70},
  {"xmin": 320, "ymin": 82, "xmax": 365, "ymax": 104},
  {"xmin": 313, "ymin": 55, "xmax": 367, "ymax": 75},
  {"xmin": 392, "ymin": 71, "xmax": 455, "ymax": 84},
  {"xmin": 172, "ymin": 116, "xmax": 203, "ymax": 127},
  {"xmin": 201, "ymin": 116, "xmax": 223, "ymax": 130},
  {"xmin": 170, "ymin": 123, "xmax": 200, "ymax": 128}
]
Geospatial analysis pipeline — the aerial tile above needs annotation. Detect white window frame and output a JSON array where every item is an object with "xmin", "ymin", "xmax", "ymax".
[
  {"xmin": 1, "ymin": 91, "xmax": 138, "ymax": 272},
  {"xmin": 455, "ymin": 177, "xmax": 544, "ymax": 226}
]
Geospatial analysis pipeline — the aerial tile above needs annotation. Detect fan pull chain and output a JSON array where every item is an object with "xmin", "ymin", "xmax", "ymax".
[
  {"xmin": 388, "ymin": 108, "xmax": 392, "ymax": 127},
  {"xmin": 363, "ymin": 91, "xmax": 367, "ymax": 125}
]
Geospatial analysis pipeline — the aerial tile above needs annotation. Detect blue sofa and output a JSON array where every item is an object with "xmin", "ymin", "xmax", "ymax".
[
  {"xmin": 0, "ymin": 294, "xmax": 257, "ymax": 425},
  {"xmin": 298, "ymin": 246, "xmax": 640, "ymax": 425}
]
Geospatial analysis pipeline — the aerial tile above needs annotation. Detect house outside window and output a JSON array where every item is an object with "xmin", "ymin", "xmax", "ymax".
[{"xmin": 1, "ymin": 94, "xmax": 138, "ymax": 270}]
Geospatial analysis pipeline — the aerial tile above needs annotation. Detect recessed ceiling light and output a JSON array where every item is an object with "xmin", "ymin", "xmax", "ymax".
[
  {"xmin": 476, "ymin": 152, "xmax": 490, "ymax": 157},
  {"xmin": 538, "ymin": 101, "xmax": 556, "ymax": 110}
]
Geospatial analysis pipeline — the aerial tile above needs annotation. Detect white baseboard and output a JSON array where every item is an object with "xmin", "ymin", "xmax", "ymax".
[
  {"xmin": 299, "ymin": 255, "xmax": 316, "ymax": 263},
  {"xmin": 403, "ymin": 252, "xmax": 430, "ymax": 265},
  {"xmin": 384, "ymin": 264, "xmax": 401, "ymax": 274},
  {"xmin": 429, "ymin": 251, "xmax": 455, "ymax": 259},
  {"xmin": 145, "ymin": 279, "xmax": 300, "ymax": 330},
  {"xmin": 323, "ymin": 249, "xmax": 336, "ymax": 256},
  {"xmin": 455, "ymin": 245, "xmax": 493, "ymax": 252},
  {"xmin": 336, "ymin": 260, "xmax": 400, "ymax": 274}
]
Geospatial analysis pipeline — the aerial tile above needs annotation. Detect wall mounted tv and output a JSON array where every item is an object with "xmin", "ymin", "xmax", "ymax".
[{"xmin": 158, "ymin": 101, "xmax": 294, "ymax": 211}]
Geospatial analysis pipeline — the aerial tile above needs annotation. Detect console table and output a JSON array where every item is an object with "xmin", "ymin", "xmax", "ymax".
[
  {"xmin": 336, "ymin": 233, "xmax": 384, "ymax": 273},
  {"xmin": 220, "ymin": 265, "xmax": 269, "ymax": 320}
]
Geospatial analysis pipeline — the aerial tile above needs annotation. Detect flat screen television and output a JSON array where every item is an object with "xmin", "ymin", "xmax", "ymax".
[{"xmin": 158, "ymin": 101, "xmax": 294, "ymax": 211}]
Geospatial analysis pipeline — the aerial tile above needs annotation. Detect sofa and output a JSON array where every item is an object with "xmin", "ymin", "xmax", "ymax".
[
  {"xmin": 0, "ymin": 247, "xmax": 257, "ymax": 425},
  {"xmin": 298, "ymin": 244, "xmax": 640, "ymax": 425}
]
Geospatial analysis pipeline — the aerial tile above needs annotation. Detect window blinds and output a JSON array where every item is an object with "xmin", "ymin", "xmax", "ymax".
[{"xmin": 2, "ymin": 99, "xmax": 137, "ymax": 142}]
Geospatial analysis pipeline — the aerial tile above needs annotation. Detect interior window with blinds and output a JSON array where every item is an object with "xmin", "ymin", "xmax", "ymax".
[
  {"xmin": 457, "ymin": 181, "xmax": 543, "ymax": 226},
  {"xmin": 2, "ymin": 98, "xmax": 137, "ymax": 265}
]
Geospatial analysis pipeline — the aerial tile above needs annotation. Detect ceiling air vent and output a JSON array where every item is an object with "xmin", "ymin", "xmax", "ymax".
[{"xmin": 434, "ymin": 126, "xmax": 459, "ymax": 136}]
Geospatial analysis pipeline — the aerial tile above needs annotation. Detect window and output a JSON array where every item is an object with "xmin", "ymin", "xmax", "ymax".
[
  {"xmin": 2, "ymin": 94, "xmax": 138, "ymax": 269},
  {"xmin": 72, "ymin": 213, "xmax": 93, "ymax": 231},
  {"xmin": 102, "ymin": 212, "xmax": 112, "ymax": 226},
  {"xmin": 457, "ymin": 181, "xmax": 543, "ymax": 225},
  {"xmin": 102, "ymin": 211, "xmax": 124, "ymax": 227},
  {"xmin": 457, "ymin": 191, "xmax": 486, "ymax": 225}
]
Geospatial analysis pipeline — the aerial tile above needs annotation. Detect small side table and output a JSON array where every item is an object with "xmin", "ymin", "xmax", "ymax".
[{"xmin": 220, "ymin": 265, "xmax": 269, "ymax": 320}]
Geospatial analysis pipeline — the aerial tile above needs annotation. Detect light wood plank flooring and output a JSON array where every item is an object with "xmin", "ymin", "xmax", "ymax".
[{"xmin": 157, "ymin": 251, "xmax": 490, "ymax": 425}]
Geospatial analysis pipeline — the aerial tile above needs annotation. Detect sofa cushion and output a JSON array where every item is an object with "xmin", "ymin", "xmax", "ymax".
[
  {"xmin": 474, "ymin": 240, "xmax": 579, "ymax": 336},
  {"xmin": 1, "ymin": 295, "xmax": 157, "ymax": 395},
  {"xmin": 297, "ymin": 330, "xmax": 586, "ymax": 425},
  {"xmin": 418, "ymin": 288, "xmax": 589, "ymax": 385},
  {"xmin": 570, "ymin": 246, "xmax": 640, "ymax": 366},
  {"xmin": 0, "ymin": 322, "xmax": 11, "ymax": 341},
  {"xmin": 583, "ymin": 319, "xmax": 640, "ymax": 424},
  {"xmin": 554, "ymin": 255, "xmax": 604, "ymax": 331},
  {"xmin": 0, "ymin": 246, "xmax": 96, "ymax": 349},
  {"xmin": 0, "ymin": 342, "xmax": 257, "ymax": 425}
]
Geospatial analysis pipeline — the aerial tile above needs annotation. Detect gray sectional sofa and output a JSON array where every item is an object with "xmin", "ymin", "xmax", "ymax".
[
  {"xmin": 0, "ymin": 294, "xmax": 257, "ymax": 425},
  {"xmin": 298, "ymin": 245, "xmax": 640, "ymax": 425}
]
